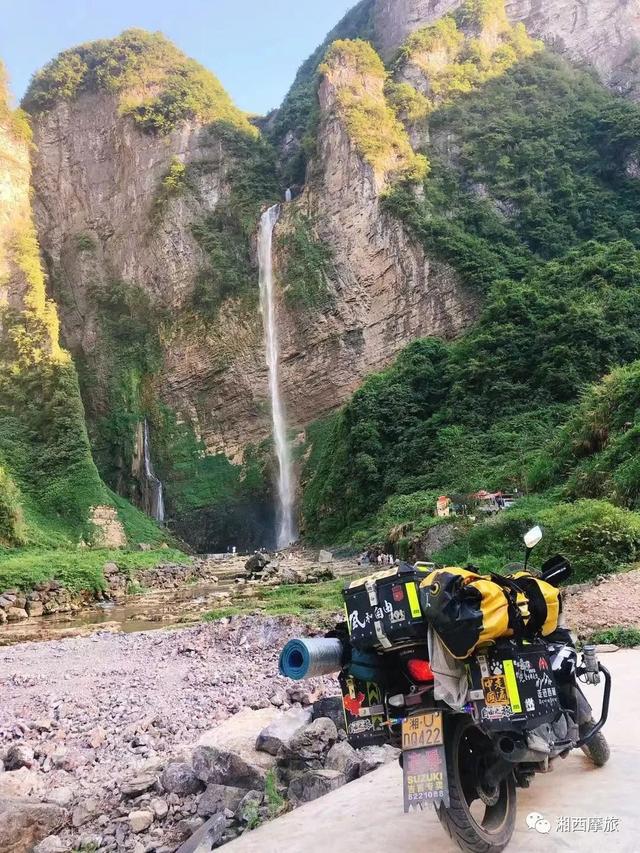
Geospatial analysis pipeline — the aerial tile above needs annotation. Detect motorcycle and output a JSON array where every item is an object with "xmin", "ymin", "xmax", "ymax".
[{"xmin": 279, "ymin": 526, "xmax": 611, "ymax": 853}]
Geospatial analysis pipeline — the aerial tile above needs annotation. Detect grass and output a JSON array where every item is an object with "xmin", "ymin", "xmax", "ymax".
[
  {"xmin": 587, "ymin": 627, "xmax": 640, "ymax": 648},
  {"xmin": 203, "ymin": 578, "xmax": 348, "ymax": 622},
  {"xmin": 0, "ymin": 547, "xmax": 189, "ymax": 593},
  {"xmin": 265, "ymin": 769, "xmax": 286, "ymax": 817}
]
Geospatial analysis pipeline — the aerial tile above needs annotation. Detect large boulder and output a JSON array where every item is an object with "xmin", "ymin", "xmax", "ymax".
[
  {"xmin": 192, "ymin": 746, "xmax": 266, "ymax": 791},
  {"xmin": 6, "ymin": 607, "xmax": 28, "ymax": 622},
  {"xmin": 357, "ymin": 744, "xmax": 401, "ymax": 775},
  {"xmin": 161, "ymin": 762, "xmax": 203, "ymax": 795},
  {"xmin": 312, "ymin": 696, "xmax": 347, "ymax": 733},
  {"xmin": 255, "ymin": 707, "xmax": 312, "ymax": 756},
  {"xmin": 4, "ymin": 744, "xmax": 35, "ymax": 771},
  {"xmin": 33, "ymin": 837, "xmax": 68, "ymax": 853},
  {"xmin": 277, "ymin": 717, "xmax": 338, "ymax": 782},
  {"xmin": 325, "ymin": 741, "xmax": 360, "ymax": 782},
  {"xmin": 120, "ymin": 768, "xmax": 158, "ymax": 797},
  {"xmin": 287, "ymin": 769, "xmax": 345, "ymax": 804},
  {"xmin": 197, "ymin": 783, "xmax": 246, "ymax": 818},
  {"xmin": 244, "ymin": 553, "xmax": 270, "ymax": 574},
  {"xmin": 0, "ymin": 799, "xmax": 68, "ymax": 853},
  {"xmin": 128, "ymin": 809, "xmax": 154, "ymax": 833},
  {"xmin": 175, "ymin": 813, "xmax": 226, "ymax": 853},
  {"xmin": 0, "ymin": 768, "xmax": 41, "ymax": 798}
]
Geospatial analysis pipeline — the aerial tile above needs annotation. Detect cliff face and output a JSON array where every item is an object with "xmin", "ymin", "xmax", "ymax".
[
  {"xmin": 0, "ymin": 115, "xmax": 32, "ymax": 313},
  {"xmin": 0, "ymin": 69, "xmax": 132, "ymax": 548},
  {"xmin": 30, "ymin": 88, "xmax": 269, "ymax": 461},
  {"xmin": 275, "ymin": 43, "xmax": 475, "ymax": 429},
  {"xmin": 22, "ymin": 6, "xmax": 640, "ymax": 543},
  {"xmin": 373, "ymin": 0, "xmax": 640, "ymax": 97},
  {"xmin": 27, "ymin": 31, "xmax": 476, "ymax": 487}
]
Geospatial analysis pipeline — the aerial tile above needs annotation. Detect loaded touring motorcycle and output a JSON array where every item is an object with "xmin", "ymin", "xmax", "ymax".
[{"xmin": 279, "ymin": 527, "xmax": 611, "ymax": 853}]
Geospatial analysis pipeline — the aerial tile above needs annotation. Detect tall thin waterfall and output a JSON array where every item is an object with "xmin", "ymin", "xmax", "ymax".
[
  {"xmin": 258, "ymin": 205, "xmax": 297, "ymax": 548},
  {"xmin": 143, "ymin": 419, "xmax": 165, "ymax": 524}
]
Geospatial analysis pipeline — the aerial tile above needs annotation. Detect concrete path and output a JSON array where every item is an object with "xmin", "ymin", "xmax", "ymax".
[{"xmin": 226, "ymin": 649, "xmax": 639, "ymax": 853}]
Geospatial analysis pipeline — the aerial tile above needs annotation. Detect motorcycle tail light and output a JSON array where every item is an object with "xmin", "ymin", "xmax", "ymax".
[{"xmin": 407, "ymin": 659, "xmax": 434, "ymax": 682}]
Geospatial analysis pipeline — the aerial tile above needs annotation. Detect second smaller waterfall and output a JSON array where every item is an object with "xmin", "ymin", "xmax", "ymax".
[{"xmin": 142, "ymin": 419, "xmax": 165, "ymax": 524}]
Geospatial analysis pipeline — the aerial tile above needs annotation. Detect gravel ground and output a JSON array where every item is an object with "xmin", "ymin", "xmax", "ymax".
[
  {"xmin": 1, "ymin": 568, "xmax": 639, "ymax": 850},
  {"xmin": 563, "ymin": 568, "xmax": 640, "ymax": 635},
  {"xmin": 0, "ymin": 616, "xmax": 338, "ymax": 849}
]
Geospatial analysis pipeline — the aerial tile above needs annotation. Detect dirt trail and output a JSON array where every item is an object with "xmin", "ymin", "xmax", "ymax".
[{"xmin": 563, "ymin": 568, "xmax": 640, "ymax": 635}]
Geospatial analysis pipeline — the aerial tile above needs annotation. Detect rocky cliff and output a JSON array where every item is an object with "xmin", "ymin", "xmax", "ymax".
[
  {"xmin": 24, "ymin": 28, "xmax": 476, "ymax": 539},
  {"xmin": 30, "ymin": 86, "xmax": 268, "ymax": 458},
  {"xmin": 275, "ymin": 40, "xmax": 475, "ymax": 430},
  {"xmin": 19, "ymin": 2, "xmax": 640, "ymax": 546},
  {"xmin": 373, "ymin": 0, "xmax": 640, "ymax": 97}
]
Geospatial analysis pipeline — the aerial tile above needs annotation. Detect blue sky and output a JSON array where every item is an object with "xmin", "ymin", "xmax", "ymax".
[{"xmin": 0, "ymin": 0, "xmax": 357, "ymax": 113}]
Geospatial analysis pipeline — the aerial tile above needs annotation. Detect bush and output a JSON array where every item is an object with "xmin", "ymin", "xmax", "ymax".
[
  {"xmin": 0, "ymin": 466, "xmax": 26, "ymax": 546},
  {"xmin": 0, "ymin": 61, "xmax": 32, "ymax": 143},
  {"xmin": 433, "ymin": 498, "xmax": 640, "ymax": 582},
  {"xmin": 531, "ymin": 361, "xmax": 640, "ymax": 508},
  {"xmin": 23, "ymin": 29, "xmax": 256, "ymax": 137},
  {"xmin": 588, "ymin": 627, "xmax": 640, "ymax": 647}
]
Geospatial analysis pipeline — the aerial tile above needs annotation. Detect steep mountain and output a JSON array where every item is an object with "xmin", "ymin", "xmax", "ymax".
[
  {"xmin": 15, "ymin": 0, "xmax": 640, "ymax": 553},
  {"xmin": 24, "ymin": 28, "xmax": 475, "ymax": 547},
  {"xmin": 298, "ymin": 2, "xmax": 640, "ymax": 552},
  {"xmin": 373, "ymin": 0, "xmax": 640, "ymax": 100},
  {"xmin": 0, "ymin": 63, "xmax": 158, "ymax": 549}
]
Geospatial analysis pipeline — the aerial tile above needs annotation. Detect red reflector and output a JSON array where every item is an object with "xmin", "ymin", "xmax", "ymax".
[
  {"xmin": 392, "ymin": 585, "xmax": 405, "ymax": 603},
  {"xmin": 407, "ymin": 659, "xmax": 434, "ymax": 682}
]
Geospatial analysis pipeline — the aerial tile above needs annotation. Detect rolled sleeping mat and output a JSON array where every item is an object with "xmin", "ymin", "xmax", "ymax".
[{"xmin": 279, "ymin": 637, "xmax": 344, "ymax": 680}]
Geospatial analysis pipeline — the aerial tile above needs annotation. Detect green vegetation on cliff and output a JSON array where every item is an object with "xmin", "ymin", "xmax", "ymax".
[
  {"xmin": 396, "ymin": 5, "xmax": 540, "ymax": 111},
  {"xmin": 278, "ymin": 213, "xmax": 334, "ymax": 310},
  {"xmin": 303, "ymin": 240, "xmax": 640, "ymax": 541},
  {"xmin": 191, "ymin": 123, "xmax": 279, "ymax": 317},
  {"xmin": 320, "ymin": 40, "xmax": 428, "ymax": 182},
  {"xmin": 1, "ymin": 71, "xmax": 167, "ymax": 562},
  {"xmin": 387, "ymin": 52, "xmax": 640, "ymax": 288},
  {"xmin": 270, "ymin": 0, "xmax": 376, "ymax": 184},
  {"xmin": 300, "ymin": 14, "xmax": 640, "ymax": 577},
  {"xmin": 531, "ymin": 361, "xmax": 640, "ymax": 508},
  {"xmin": 23, "ymin": 29, "xmax": 256, "ymax": 136},
  {"xmin": 0, "ymin": 62, "xmax": 31, "ymax": 143}
]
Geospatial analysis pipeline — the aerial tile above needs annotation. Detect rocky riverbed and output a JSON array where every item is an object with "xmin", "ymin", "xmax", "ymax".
[{"xmin": 0, "ymin": 615, "xmax": 349, "ymax": 852}]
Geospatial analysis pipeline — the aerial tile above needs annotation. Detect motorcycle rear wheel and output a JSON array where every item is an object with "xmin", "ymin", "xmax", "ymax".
[{"xmin": 436, "ymin": 716, "xmax": 516, "ymax": 853}]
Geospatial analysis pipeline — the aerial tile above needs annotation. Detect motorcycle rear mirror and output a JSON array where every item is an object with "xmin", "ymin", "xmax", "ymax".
[{"xmin": 524, "ymin": 525, "xmax": 543, "ymax": 550}]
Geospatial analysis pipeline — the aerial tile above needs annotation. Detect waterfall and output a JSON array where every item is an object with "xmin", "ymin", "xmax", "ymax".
[
  {"xmin": 285, "ymin": 187, "xmax": 292, "ymax": 203},
  {"xmin": 258, "ymin": 205, "xmax": 297, "ymax": 549},
  {"xmin": 142, "ymin": 419, "xmax": 165, "ymax": 524}
]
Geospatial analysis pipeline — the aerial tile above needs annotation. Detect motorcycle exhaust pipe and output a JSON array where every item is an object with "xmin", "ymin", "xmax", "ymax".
[
  {"xmin": 279, "ymin": 638, "xmax": 344, "ymax": 681},
  {"xmin": 497, "ymin": 736, "xmax": 547, "ymax": 764}
]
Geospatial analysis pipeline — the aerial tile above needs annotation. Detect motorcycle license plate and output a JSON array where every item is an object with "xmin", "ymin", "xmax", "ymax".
[{"xmin": 402, "ymin": 711, "xmax": 443, "ymax": 751}]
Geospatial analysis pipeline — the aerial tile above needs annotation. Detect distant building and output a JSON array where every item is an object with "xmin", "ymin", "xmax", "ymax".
[
  {"xmin": 436, "ymin": 496, "xmax": 452, "ymax": 518},
  {"xmin": 437, "ymin": 490, "xmax": 518, "ymax": 519}
]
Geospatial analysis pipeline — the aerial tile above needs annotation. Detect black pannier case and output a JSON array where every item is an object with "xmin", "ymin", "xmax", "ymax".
[{"xmin": 343, "ymin": 562, "xmax": 431, "ymax": 651}]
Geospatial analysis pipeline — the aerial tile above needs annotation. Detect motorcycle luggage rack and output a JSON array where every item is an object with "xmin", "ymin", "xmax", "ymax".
[{"xmin": 574, "ymin": 663, "xmax": 611, "ymax": 749}]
